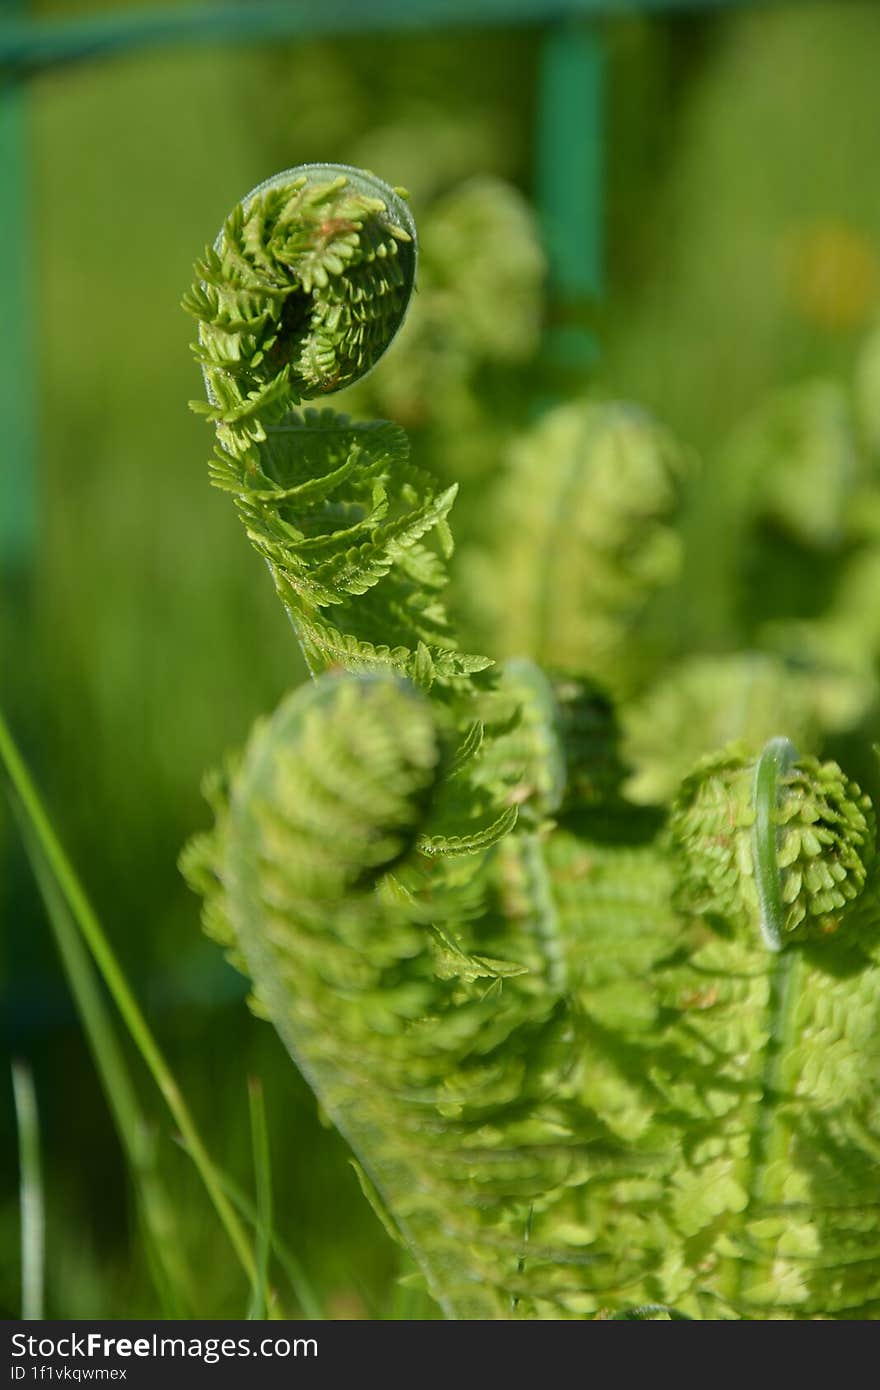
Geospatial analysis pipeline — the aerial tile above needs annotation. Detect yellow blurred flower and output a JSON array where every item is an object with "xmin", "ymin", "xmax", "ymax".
[{"xmin": 785, "ymin": 221, "xmax": 880, "ymax": 331}]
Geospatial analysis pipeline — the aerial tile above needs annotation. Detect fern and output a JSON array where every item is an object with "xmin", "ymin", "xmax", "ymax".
[
  {"xmin": 339, "ymin": 177, "xmax": 546, "ymax": 461},
  {"xmin": 214, "ymin": 675, "xmax": 677, "ymax": 1317},
  {"xmin": 661, "ymin": 741, "xmax": 880, "ymax": 1315},
  {"xmin": 183, "ymin": 165, "xmax": 880, "ymax": 1319},
  {"xmin": 463, "ymin": 400, "xmax": 689, "ymax": 697},
  {"xmin": 186, "ymin": 164, "xmax": 417, "ymax": 443},
  {"xmin": 620, "ymin": 652, "xmax": 824, "ymax": 805}
]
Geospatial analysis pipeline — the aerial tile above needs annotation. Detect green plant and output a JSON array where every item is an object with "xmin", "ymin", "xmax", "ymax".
[
  {"xmin": 467, "ymin": 325, "xmax": 880, "ymax": 806},
  {"xmin": 183, "ymin": 164, "xmax": 880, "ymax": 1320}
]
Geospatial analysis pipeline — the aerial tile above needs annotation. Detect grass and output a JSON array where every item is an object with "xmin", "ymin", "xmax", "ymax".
[
  {"xmin": 1, "ymin": 705, "xmax": 257, "ymax": 1304},
  {"xmin": 11, "ymin": 1062, "xmax": 44, "ymax": 1321},
  {"xmin": 2, "ymin": 702, "xmax": 334, "ymax": 1318}
]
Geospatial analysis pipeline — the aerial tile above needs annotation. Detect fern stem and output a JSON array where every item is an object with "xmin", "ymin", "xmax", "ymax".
[
  {"xmin": 732, "ymin": 736, "xmax": 803, "ymax": 1311},
  {"xmin": 751, "ymin": 736, "xmax": 798, "ymax": 952},
  {"xmin": 0, "ymin": 706, "xmax": 257, "ymax": 1290},
  {"xmin": 735, "ymin": 946, "xmax": 803, "ymax": 1312},
  {"xmin": 518, "ymin": 834, "xmax": 567, "ymax": 991},
  {"xmin": 754, "ymin": 948, "xmax": 802, "ymax": 1175}
]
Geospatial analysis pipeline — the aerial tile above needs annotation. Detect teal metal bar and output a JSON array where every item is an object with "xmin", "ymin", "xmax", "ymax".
[
  {"xmin": 538, "ymin": 21, "xmax": 604, "ymax": 301},
  {"xmin": 1, "ymin": 0, "xmax": 35, "ymax": 573},
  {"xmin": 537, "ymin": 19, "xmax": 604, "ymax": 372},
  {"xmin": 0, "ymin": 1, "xmax": 783, "ymax": 75}
]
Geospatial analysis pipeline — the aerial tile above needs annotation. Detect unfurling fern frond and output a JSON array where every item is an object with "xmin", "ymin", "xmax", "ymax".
[
  {"xmin": 183, "ymin": 166, "xmax": 880, "ymax": 1320},
  {"xmin": 670, "ymin": 737, "xmax": 876, "ymax": 949},
  {"xmin": 200, "ymin": 680, "xmax": 880, "ymax": 1317},
  {"xmin": 658, "ymin": 739, "xmax": 880, "ymax": 1316},
  {"xmin": 206, "ymin": 407, "xmax": 488, "ymax": 689},
  {"xmin": 184, "ymin": 168, "xmax": 497, "ymax": 704},
  {"xmin": 209, "ymin": 673, "xmax": 691, "ymax": 1319},
  {"xmin": 185, "ymin": 164, "xmax": 417, "ymax": 458}
]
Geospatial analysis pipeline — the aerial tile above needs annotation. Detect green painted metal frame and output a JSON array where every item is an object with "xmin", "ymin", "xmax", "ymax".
[
  {"xmin": 0, "ymin": 58, "xmax": 34, "ymax": 570},
  {"xmin": 0, "ymin": 1, "xmax": 775, "ymax": 74},
  {"xmin": 2, "ymin": 0, "xmax": 35, "ymax": 574}
]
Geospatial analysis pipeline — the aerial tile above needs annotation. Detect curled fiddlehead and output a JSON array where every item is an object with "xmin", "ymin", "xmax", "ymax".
[
  {"xmin": 184, "ymin": 165, "xmax": 500, "ymax": 703},
  {"xmin": 185, "ymin": 164, "xmax": 417, "ymax": 457},
  {"xmin": 670, "ymin": 737, "xmax": 876, "ymax": 949}
]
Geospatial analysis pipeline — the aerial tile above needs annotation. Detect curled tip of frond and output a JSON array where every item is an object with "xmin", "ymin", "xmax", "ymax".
[
  {"xmin": 185, "ymin": 164, "xmax": 418, "ymax": 454},
  {"xmin": 669, "ymin": 738, "xmax": 877, "ymax": 948},
  {"xmin": 235, "ymin": 674, "xmax": 440, "ymax": 902}
]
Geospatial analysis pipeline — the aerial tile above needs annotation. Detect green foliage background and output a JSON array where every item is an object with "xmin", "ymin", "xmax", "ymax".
[{"xmin": 5, "ymin": 0, "xmax": 880, "ymax": 1317}]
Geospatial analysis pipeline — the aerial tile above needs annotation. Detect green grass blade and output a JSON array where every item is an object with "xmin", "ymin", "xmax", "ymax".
[
  {"xmin": 13, "ymin": 808, "xmax": 193, "ymax": 1316},
  {"xmin": 0, "ymin": 705, "xmax": 258, "ymax": 1293},
  {"xmin": 246, "ymin": 1077, "xmax": 273, "ymax": 1320},
  {"xmin": 11, "ymin": 1061, "xmax": 44, "ymax": 1320},
  {"xmin": 172, "ymin": 1132, "xmax": 323, "ymax": 1320}
]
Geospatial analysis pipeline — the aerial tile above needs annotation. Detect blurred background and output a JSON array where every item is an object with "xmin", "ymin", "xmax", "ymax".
[{"xmin": 4, "ymin": 0, "xmax": 880, "ymax": 1318}]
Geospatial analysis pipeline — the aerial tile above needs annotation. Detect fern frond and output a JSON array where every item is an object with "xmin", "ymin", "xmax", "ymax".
[
  {"xmin": 653, "ymin": 739, "xmax": 880, "ymax": 1315},
  {"xmin": 335, "ymin": 177, "xmax": 546, "ymax": 490},
  {"xmin": 621, "ymin": 652, "xmax": 825, "ymax": 805},
  {"xmin": 670, "ymin": 740, "xmax": 876, "ymax": 947},
  {"xmin": 182, "ymin": 166, "xmax": 880, "ymax": 1321},
  {"xmin": 184, "ymin": 165, "xmax": 417, "ymax": 459},
  {"xmin": 186, "ymin": 665, "xmax": 880, "ymax": 1317},
  {"xmin": 216, "ymin": 673, "xmax": 693, "ymax": 1319},
  {"xmin": 726, "ymin": 380, "xmax": 863, "ymax": 551},
  {"xmin": 466, "ymin": 400, "xmax": 689, "ymax": 695}
]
